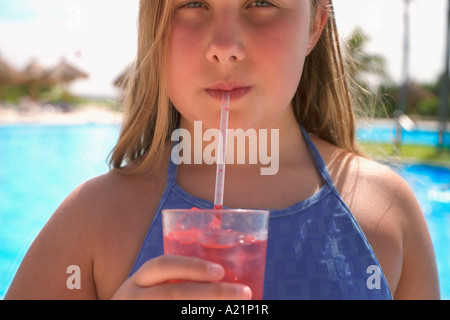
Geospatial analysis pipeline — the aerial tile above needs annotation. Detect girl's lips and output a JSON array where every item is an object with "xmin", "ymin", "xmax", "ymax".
[{"xmin": 205, "ymin": 86, "xmax": 252, "ymax": 102}]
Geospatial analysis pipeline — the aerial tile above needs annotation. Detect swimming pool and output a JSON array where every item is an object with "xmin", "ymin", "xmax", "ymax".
[
  {"xmin": 0, "ymin": 124, "xmax": 120, "ymax": 299},
  {"xmin": 0, "ymin": 124, "xmax": 449, "ymax": 299}
]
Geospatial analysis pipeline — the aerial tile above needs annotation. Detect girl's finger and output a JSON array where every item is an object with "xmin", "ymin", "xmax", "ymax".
[
  {"xmin": 133, "ymin": 255, "xmax": 225, "ymax": 287},
  {"xmin": 132, "ymin": 281, "xmax": 252, "ymax": 300}
]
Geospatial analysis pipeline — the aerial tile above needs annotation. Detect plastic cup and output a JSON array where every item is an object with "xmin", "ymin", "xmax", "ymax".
[{"xmin": 162, "ymin": 208, "xmax": 270, "ymax": 300}]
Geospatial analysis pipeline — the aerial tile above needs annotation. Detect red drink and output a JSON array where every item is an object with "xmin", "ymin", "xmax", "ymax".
[{"xmin": 164, "ymin": 228, "xmax": 267, "ymax": 300}]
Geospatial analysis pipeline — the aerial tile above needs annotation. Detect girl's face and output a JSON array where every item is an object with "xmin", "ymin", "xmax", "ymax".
[{"xmin": 167, "ymin": 0, "xmax": 318, "ymax": 130}]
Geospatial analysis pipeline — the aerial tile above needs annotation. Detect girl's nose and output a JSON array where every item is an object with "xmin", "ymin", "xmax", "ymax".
[{"xmin": 205, "ymin": 18, "xmax": 245, "ymax": 64}]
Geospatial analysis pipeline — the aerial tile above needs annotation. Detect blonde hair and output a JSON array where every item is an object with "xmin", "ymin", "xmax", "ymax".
[
  {"xmin": 296, "ymin": 0, "xmax": 362, "ymax": 154},
  {"xmin": 109, "ymin": 0, "xmax": 361, "ymax": 175}
]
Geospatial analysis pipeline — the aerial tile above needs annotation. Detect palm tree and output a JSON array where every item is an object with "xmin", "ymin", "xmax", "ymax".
[
  {"xmin": 438, "ymin": 0, "xmax": 449, "ymax": 147},
  {"xmin": 395, "ymin": 0, "xmax": 412, "ymax": 147},
  {"xmin": 346, "ymin": 27, "xmax": 390, "ymax": 89},
  {"xmin": 345, "ymin": 27, "xmax": 390, "ymax": 119}
]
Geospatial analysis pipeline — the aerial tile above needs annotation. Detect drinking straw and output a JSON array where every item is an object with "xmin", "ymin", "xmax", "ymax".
[{"xmin": 213, "ymin": 91, "xmax": 230, "ymax": 210}]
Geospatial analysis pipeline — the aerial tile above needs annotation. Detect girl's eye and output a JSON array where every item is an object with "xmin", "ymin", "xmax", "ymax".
[
  {"xmin": 248, "ymin": 1, "xmax": 274, "ymax": 8},
  {"xmin": 179, "ymin": 1, "xmax": 206, "ymax": 9}
]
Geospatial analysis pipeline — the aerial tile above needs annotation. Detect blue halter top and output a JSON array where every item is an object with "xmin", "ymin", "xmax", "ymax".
[{"xmin": 129, "ymin": 126, "xmax": 393, "ymax": 300}]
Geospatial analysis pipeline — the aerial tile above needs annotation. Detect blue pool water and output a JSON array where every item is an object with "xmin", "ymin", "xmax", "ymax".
[
  {"xmin": 0, "ymin": 124, "xmax": 449, "ymax": 299},
  {"xmin": 0, "ymin": 124, "xmax": 120, "ymax": 298},
  {"xmin": 357, "ymin": 125, "xmax": 450, "ymax": 147}
]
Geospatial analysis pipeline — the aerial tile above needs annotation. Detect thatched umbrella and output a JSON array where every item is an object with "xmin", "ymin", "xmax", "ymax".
[
  {"xmin": 0, "ymin": 57, "xmax": 23, "ymax": 84},
  {"xmin": 46, "ymin": 58, "xmax": 88, "ymax": 85},
  {"xmin": 44, "ymin": 59, "xmax": 88, "ymax": 108}
]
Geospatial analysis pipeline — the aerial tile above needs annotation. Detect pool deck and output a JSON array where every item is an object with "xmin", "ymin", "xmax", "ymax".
[{"xmin": 0, "ymin": 104, "xmax": 123, "ymax": 125}]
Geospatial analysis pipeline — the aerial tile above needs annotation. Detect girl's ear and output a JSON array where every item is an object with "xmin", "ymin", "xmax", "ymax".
[{"xmin": 307, "ymin": 0, "xmax": 329, "ymax": 55}]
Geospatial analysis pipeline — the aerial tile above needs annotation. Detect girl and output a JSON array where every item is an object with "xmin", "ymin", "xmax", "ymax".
[{"xmin": 6, "ymin": 0, "xmax": 440, "ymax": 300}]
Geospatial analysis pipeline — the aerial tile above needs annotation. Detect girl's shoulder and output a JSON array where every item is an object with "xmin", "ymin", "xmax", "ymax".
[
  {"xmin": 68, "ymin": 161, "xmax": 168, "ymax": 216},
  {"xmin": 310, "ymin": 134, "xmax": 416, "ymax": 210},
  {"xmin": 71, "ymin": 142, "xmax": 173, "ymax": 220},
  {"xmin": 64, "ymin": 157, "xmax": 169, "ymax": 253}
]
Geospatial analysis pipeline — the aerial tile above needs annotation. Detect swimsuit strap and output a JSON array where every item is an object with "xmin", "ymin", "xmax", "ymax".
[
  {"xmin": 167, "ymin": 153, "xmax": 178, "ymax": 185},
  {"xmin": 299, "ymin": 125, "xmax": 344, "ymax": 200}
]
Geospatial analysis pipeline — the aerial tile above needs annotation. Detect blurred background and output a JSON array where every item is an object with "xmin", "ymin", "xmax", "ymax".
[{"xmin": 0, "ymin": 0, "xmax": 449, "ymax": 299}]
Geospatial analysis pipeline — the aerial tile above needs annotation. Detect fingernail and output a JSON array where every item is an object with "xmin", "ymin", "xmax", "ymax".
[
  {"xmin": 207, "ymin": 263, "xmax": 224, "ymax": 278},
  {"xmin": 238, "ymin": 285, "xmax": 252, "ymax": 300}
]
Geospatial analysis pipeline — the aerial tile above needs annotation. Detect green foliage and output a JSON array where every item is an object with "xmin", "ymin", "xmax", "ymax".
[
  {"xmin": 39, "ymin": 86, "xmax": 83, "ymax": 105},
  {"xmin": 1, "ymin": 84, "xmax": 29, "ymax": 103},
  {"xmin": 417, "ymin": 97, "xmax": 439, "ymax": 117},
  {"xmin": 1, "ymin": 83, "xmax": 86, "ymax": 108},
  {"xmin": 360, "ymin": 142, "xmax": 450, "ymax": 167},
  {"xmin": 361, "ymin": 79, "xmax": 444, "ymax": 118}
]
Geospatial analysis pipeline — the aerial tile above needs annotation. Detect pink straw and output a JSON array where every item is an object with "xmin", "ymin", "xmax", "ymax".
[{"xmin": 213, "ymin": 91, "xmax": 230, "ymax": 210}]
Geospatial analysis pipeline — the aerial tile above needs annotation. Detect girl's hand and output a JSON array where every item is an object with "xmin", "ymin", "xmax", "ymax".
[{"xmin": 111, "ymin": 255, "xmax": 253, "ymax": 300}]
